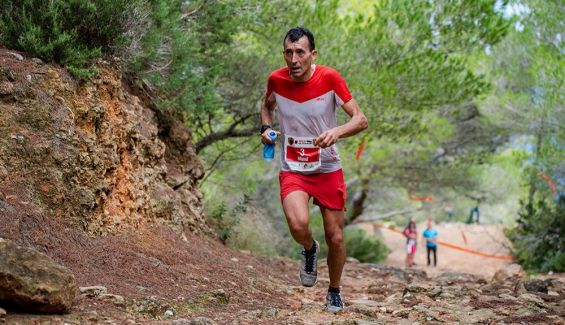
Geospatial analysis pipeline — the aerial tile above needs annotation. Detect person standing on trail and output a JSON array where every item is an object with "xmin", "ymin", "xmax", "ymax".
[
  {"xmin": 260, "ymin": 27, "xmax": 368, "ymax": 313},
  {"xmin": 423, "ymin": 218, "xmax": 438, "ymax": 267},
  {"xmin": 467, "ymin": 204, "xmax": 480, "ymax": 224},
  {"xmin": 403, "ymin": 218, "xmax": 417, "ymax": 268}
]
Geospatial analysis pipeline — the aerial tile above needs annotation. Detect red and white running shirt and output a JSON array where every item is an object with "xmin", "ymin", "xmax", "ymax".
[{"xmin": 266, "ymin": 65, "xmax": 352, "ymax": 174}]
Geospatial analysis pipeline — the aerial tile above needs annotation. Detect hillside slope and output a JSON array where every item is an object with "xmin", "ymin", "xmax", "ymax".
[{"xmin": 0, "ymin": 48, "xmax": 207, "ymax": 235}]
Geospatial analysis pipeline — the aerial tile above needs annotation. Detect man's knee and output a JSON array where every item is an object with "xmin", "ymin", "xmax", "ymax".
[
  {"xmin": 288, "ymin": 219, "xmax": 309, "ymax": 235},
  {"xmin": 325, "ymin": 230, "xmax": 344, "ymax": 247}
]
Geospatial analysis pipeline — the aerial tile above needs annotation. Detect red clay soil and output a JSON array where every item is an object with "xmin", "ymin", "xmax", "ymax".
[{"xmin": 0, "ymin": 211, "xmax": 297, "ymax": 323}]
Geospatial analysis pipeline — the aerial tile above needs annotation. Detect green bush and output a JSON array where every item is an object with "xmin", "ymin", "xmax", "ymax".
[
  {"xmin": 286, "ymin": 217, "xmax": 390, "ymax": 264},
  {"xmin": 506, "ymin": 197, "xmax": 565, "ymax": 272},
  {"xmin": 207, "ymin": 194, "xmax": 251, "ymax": 245},
  {"xmin": 345, "ymin": 227, "xmax": 390, "ymax": 264},
  {"xmin": 226, "ymin": 206, "xmax": 286, "ymax": 256},
  {"xmin": 0, "ymin": 0, "xmax": 143, "ymax": 77}
]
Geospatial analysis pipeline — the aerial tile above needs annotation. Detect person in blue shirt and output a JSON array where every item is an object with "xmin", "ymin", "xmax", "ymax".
[{"xmin": 423, "ymin": 218, "xmax": 438, "ymax": 267}]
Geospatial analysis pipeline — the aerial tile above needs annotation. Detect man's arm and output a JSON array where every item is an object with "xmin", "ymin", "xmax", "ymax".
[
  {"xmin": 314, "ymin": 98, "xmax": 368, "ymax": 148},
  {"xmin": 260, "ymin": 94, "xmax": 277, "ymax": 144}
]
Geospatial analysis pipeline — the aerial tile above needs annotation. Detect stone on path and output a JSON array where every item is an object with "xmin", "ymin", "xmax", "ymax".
[
  {"xmin": 172, "ymin": 317, "xmax": 218, "ymax": 325},
  {"xmin": 0, "ymin": 239, "xmax": 76, "ymax": 313},
  {"xmin": 79, "ymin": 286, "xmax": 108, "ymax": 297}
]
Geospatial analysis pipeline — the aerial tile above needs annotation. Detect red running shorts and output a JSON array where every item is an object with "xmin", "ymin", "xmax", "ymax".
[{"xmin": 279, "ymin": 169, "xmax": 346, "ymax": 211}]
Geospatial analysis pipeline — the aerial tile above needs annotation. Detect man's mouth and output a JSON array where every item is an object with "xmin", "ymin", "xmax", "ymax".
[{"xmin": 291, "ymin": 67, "xmax": 301, "ymax": 73}]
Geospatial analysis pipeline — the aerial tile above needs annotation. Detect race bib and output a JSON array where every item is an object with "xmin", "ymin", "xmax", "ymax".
[{"xmin": 284, "ymin": 135, "xmax": 321, "ymax": 172}]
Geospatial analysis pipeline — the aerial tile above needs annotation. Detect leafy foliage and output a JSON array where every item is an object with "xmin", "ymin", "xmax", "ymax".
[
  {"xmin": 207, "ymin": 194, "xmax": 251, "ymax": 245},
  {"xmin": 0, "ymin": 0, "xmax": 143, "ymax": 77},
  {"xmin": 345, "ymin": 227, "xmax": 390, "ymax": 263},
  {"xmin": 130, "ymin": 0, "xmax": 242, "ymax": 118},
  {"xmin": 506, "ymin": 198, "xmax": 565, "ymax": 272}
]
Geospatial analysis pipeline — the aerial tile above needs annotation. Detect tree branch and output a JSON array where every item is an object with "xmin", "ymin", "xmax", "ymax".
[{"xmin": 196, "ymin": 127, "xmax": 257, "ymax": 153}]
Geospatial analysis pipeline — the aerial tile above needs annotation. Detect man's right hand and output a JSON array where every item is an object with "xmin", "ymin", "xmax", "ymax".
[{"xmin": 261, "ymin": 129, "xmax": 281, "ymax": 144}]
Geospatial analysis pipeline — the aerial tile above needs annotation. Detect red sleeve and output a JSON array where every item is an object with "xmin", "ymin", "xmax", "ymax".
[{"xmin": 331, "ymin": 70, "xmax": 352, "ymax": 105}]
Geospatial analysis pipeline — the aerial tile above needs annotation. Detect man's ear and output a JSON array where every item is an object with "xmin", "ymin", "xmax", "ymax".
[{"xmin": 312, "ymin": 49, "xmax": 318, "ymax": 60}]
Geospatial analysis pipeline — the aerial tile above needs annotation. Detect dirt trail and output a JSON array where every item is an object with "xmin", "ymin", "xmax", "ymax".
[
  {"xmin": 5, "ymin": 221, "xmax": 565, "ymax": 324},
  {"xmin": 369, "ymin": 222, "xmax": 514, "ymax": 278}
]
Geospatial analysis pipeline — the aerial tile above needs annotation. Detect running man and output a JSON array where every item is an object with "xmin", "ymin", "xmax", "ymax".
[
  {"xmin": 260, "ymin": 27, "xmax": 368, "ymax": 313},
  {"xmin": 423, "ymin": 218, "xmax": 438, "ymax": 267}
]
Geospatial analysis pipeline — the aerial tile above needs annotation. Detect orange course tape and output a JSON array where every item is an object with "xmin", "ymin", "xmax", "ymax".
[
  {"xmin": 355, "ymin": 138, "xmax": 365, "ymax": 161},
  {"xmin": 408, "ymin": 189, "xmax": 433, "ymax": 202},
  {"xmin": 537, "ymin": 171, "xmax": 558, "ymax": 194},
  {"xmin": 372, "ymin": 223, "xmax": 514, "ymax": 261}
]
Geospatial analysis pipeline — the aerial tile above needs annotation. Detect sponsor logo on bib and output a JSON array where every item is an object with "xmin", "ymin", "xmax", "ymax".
[{"xmin": 284, "ymin": 135, "xmax": 321, "ymax": 172}]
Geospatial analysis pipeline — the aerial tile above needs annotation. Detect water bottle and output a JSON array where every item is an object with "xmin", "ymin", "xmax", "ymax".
[{"xmin": 263, "ymin": 130, "xmax": 277, "ymax": 161}]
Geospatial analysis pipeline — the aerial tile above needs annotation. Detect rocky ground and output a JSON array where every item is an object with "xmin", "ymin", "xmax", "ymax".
[{"xmin": 2, "ymin": 222, "xmax": 565, "ymax": 324}]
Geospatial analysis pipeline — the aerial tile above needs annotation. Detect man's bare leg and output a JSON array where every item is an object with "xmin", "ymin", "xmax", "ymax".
[
  {"xmin": 320, "ymin": 205, "xmax": 345, "ymax": 288},
  {"xmin": 283, "ymin": 191, "xmax": 319, "ymax": 287},
  {"xmin": 282, "ymin": 191, "xmax": 314, "ymax": 250}
]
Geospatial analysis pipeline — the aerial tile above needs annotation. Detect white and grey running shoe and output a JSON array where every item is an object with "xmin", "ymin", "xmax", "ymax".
[
  {"xmin": 299, "ymin": 240, "xmax": 319, "ymax": 287},
  {"xmin": 326, "ymin": 291, "xmax": 344, "ymax": 313}
]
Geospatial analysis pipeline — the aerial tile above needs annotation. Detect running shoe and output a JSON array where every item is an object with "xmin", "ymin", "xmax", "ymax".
[
  {"xmin": 299, "ymin": 240, "xmax": 319, "ymax": 287},
  {"xmin": 326, "ymin": 291, "xmax": 344, "ymax": 313}
]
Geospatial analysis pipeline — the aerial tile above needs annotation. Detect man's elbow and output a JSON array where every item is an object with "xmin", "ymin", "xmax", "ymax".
[{"xmin": 358, "ymin": 115, "xmax": 369, "ymax": 131}]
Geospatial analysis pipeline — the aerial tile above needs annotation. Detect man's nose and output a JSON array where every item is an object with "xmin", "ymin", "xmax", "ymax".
[{"xmin": 291, "ymin": 52, "xmax": 299, "ymax": 64}]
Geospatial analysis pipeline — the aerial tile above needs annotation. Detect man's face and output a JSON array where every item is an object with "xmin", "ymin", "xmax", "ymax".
[{"xmin": 283, "ymin": 36, "xmax": 317, "ymax": 81}]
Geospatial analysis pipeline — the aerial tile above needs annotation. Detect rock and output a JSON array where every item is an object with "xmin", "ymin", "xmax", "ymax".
[
  {"xmin": 31, "ymin": 58, "xmax": 44, "ymax": 65},
  {"xmin": 352, "ymin": 321, "xmax": 380, "ymax": 325},
  {"xmin": 514, "ymin": 279, "xmax": 528, "ymax": 295},
  {"xmin": 404, "ymin": 282, "xmax": 429, "ymax": 294},
  {"xmin": 346, "ymin": 256, "xmax": 360, "ymax": 263},
  {"xmin": 172, "ymin": 317, "xmax": 218, "ymax": 325},
  {"xmin": 79, "ymin": 285, "xmax": 108, "ymax": 297},
  {"xmin": 98, "ymin": 293, "xmax": 125, "ymax": 306},
  {"xmin": 391, "ymin": 307, "xmax": 412, "ymax": 317},
  {"xmin": 164, "ymin": 309, "xmax": 174, "ymax": 317},
  {"xmin": 428, "ymin": 286, "xmax": 443, "ymax": 298},
  {"xmin": 413, "ymin": 305, "xmax": 441, "ymax": 321},
  {"xmin": 367, "ymin": 264, "xmax": 427, "ymax": 281},
  {"xmin": 348, "ymin": 303, "xmax": 379, "ymax": 317},
  {"xmin": 6, "ymin": 52, "xmax": 24, "ymax": 61},
  {"xmin": 0, "ymin": 82, "xmax": 14, "ymax": 95},
  {"xmin": 492, "ymin": 264, "xmax": 525, "ymax": 282},
  {"xmin": 518, "ymin": 293, "xmax": 548, "ymax": 308},
  {"xmin": 330, "ymin": 320, "xmax": 355, "ymax": 325},
  {"xmin": 384, "ymin": 292, "xmax": 402, "ymax": 304},
  {"xmin": 130, "ymin": 296, "xmax": 163, "ymax": 317},
  {"xmin": 499, "ymin": 293, "xmax": 518, "ymax": 301},
  {"xmin": 0, "ymin": 307, "xmax": 5, "ymax": 318},
  {"xmin": 0, "ymin": 165, "xmax": 8, "ymax": 180},
  {"xmin": 465, "ymin": 308, "xmax": 497, "ymax": 323},
  {"xmin": 350, "ymin": 298, "xmax": 381, "ymax": 307},
  {"xmin": 260, "ymin": 307, "xmax": 279, "ymax": 318},
  {"xmin": 209, "ymin": 289, "xmax": 229, "ymax": 304},
  {"xmin": 0, "ymin": 239, "xmax": 76, "ymax": 314},
  {"xmin": 435, "ymin": 271, "xmax": 485, "ymax": 284},
  {"xmin": 524, "ymin": 279, "xmax": 550, "ymax": 294}
]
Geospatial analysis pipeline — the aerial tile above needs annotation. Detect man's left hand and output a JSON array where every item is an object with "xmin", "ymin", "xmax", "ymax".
[{"xmin": 314, "ymin": 129, "xmax": 340, "ymax": 148}]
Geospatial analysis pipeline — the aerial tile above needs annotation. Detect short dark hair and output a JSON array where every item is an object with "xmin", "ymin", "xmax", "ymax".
[{"xmin": 284, "ymin": 27, "xmax": 315, "ymax": 51}]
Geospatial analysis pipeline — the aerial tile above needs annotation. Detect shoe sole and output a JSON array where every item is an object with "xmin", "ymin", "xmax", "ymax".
[{"xmin": 299, "ymin": 273, "xmax": 317, "ymax": 287}]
